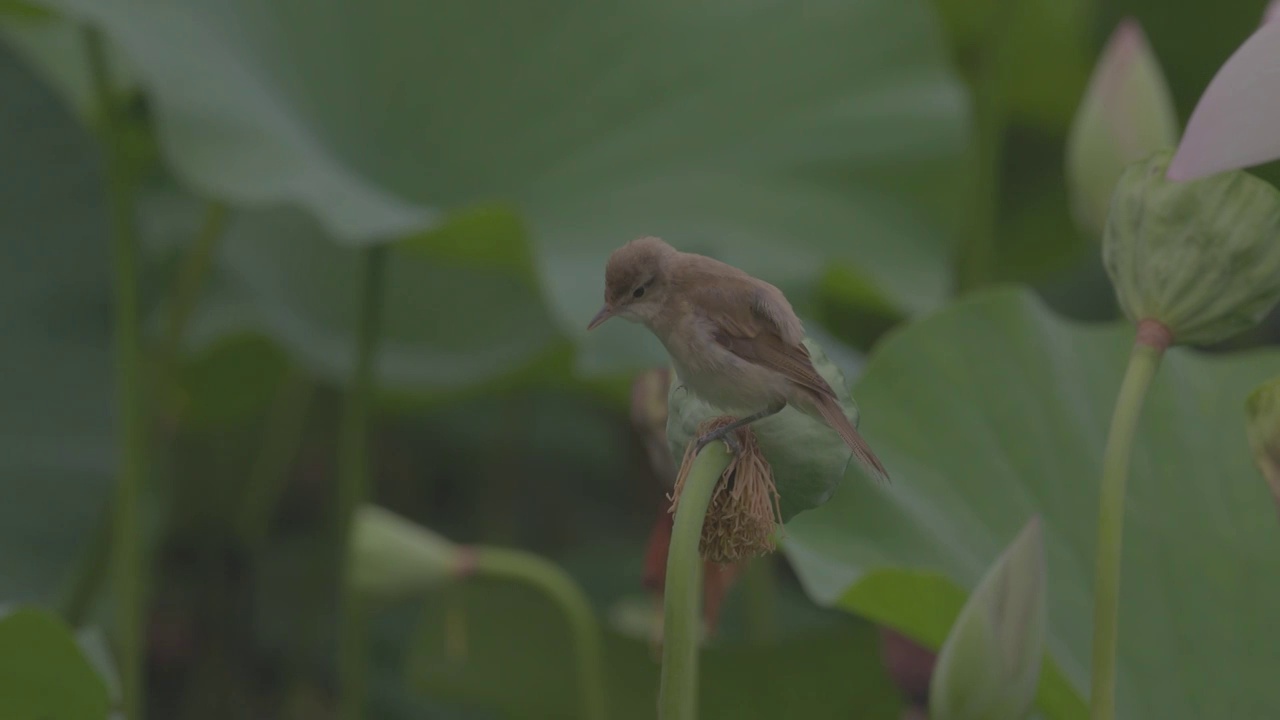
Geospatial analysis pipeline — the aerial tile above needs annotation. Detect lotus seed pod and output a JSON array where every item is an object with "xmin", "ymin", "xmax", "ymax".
[
  {"xmin": 1066, "ymin": 19, "xmax": 1178, "ymax": 239},
  {"xmin": 930, "ymin": 517, "xmax": 1047, "ymax": 720},
  {"xmin": 1103, "ymin": 149, "xmax": 1280, "ymax": 345}
]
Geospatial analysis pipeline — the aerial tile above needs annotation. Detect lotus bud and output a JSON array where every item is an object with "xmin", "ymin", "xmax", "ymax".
[
  {"xmin": 1103, "ymin": 149, "xmax": 1280, "ymax": 345},
  {"xmin": 1065, "ymin": 19, "xmax": 1178, "ymax": 238},
  {"xmin": 929, "ymin": 517, "xmax": 1047, "ymax": 720},
  {"xmin": 347, "ymin": 504, "xmax": 461, "ymax": 601},
  {"xmin": 1245, "ymin": 377, "xmax": 1280, "ymax": 516}
]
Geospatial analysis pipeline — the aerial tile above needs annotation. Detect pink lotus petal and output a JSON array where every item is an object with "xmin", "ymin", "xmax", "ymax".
[
  {"xmin": 1266, "ymin": 0, "xmax": 1280, "ymax": 25},
  {"xmin": 1167, "ymin": 21, "xmax": 1280, "ymax": 180}
]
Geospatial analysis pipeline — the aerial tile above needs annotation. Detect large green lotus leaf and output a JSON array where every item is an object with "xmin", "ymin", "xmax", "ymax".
[
  {"xmin": 173, "ymin": 201, "xmax": 569, "ymax": 394},
  {"xmin": 25, "ymin": 0, "xmax": 970, "ymax": 376},
  {"xmin": 782, "ymin": 287, "xmax": 1280, "ymax": 719},
  {"xmin": 0, "ymin": 42, "xmax": 113, "ymax": 603},
  {"xmin": 0, "ymin": 608, "xmax": 111, "ymax": 719},
  {"xmin": 0, "ymin": 11, "xmax": 136, "ymax": 121}
]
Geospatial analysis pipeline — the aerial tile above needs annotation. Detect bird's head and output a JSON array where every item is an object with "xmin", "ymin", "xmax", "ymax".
[{"xmin": 587, "ymin": 236, "xmax": 676, "ymax": 330}]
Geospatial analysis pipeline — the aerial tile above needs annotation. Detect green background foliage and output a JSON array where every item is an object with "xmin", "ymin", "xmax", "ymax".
[
  {"xmin": 1, "ymin": 0, "xmax": 1278, "ymax": 717},
  {"xmin": 785, "ymin": 289, "xmax": 1280, "ymax": 718},
  {"xmin": 0, "ymin": 608, "xmax": 112, "ymax": 718}
]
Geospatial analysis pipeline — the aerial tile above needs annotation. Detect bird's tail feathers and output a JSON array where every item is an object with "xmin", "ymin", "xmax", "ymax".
[{"xmin": 808, "ymin": 393, "xmax": 890, "ymax": 483}]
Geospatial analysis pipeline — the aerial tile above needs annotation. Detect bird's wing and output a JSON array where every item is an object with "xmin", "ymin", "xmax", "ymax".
[
  {"xmin": 686, "ymin": 268, "xmax": 890, "ymax": 482},
  {"xmin": 693, "ymin": 278, "xmax": 837, "ymax": 400}
]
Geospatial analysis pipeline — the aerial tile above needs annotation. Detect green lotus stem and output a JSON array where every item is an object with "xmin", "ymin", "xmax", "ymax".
[
  {"xmin": 85, "ymin": 25, "xmax": 146, "ymax": 720},
  {"xmin": 60, "ymin": 201, "xmax": 234, "ymax": 625},
  {"xmin": 660, "ymin": 444, "xmax": 731, "ymax": 720},
  {"xmin": 337, "ymin": 245, "xmax": 389, "ymax": 720},
  {"xmin": 160, "ymin": 201, "xmax": 228, "ymax": 363},
  {"xmin": 1089, "ymin": 321, "xmax": 1169, "ymax": 720},
  {"xmin": 956, "ymin": 0, "xmax": 1016, "ymax": 292},
  {"xmin": 470, "ymin": 547, "xmax": 609, "ymax": 720},
  {"xmin": 236, "ymin": 369, "xmax": 315, "ymax": 547},
  {"xmin": 743, "ymin": 556, "xmax": 777, "ymax": 643},
  {"xmin": 59, "ymin": 201, "xmax": 230, "ymax": 632}
]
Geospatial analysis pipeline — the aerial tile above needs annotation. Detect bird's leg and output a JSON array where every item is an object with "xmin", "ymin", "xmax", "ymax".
[{"xmin": 693, "ymin": 401, "xmax": 787, "ymax": 456}]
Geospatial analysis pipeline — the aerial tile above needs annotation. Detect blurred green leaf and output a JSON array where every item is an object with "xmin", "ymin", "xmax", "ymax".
[
  {"xmin": 28, "ymin": 0, "xmax": 971, "ymax": 378},
  {"xmin": 783, "ymin": 287, "xmax": 1280, "ymax": 719},
  {"xmin": 1000, "ymin": 0, "xmax": 1092, "ymax": 131},
  {"xmin": 0, "ymin": 2, "xmax": 53, "ymax": 18},
  {"xmin": 994, "ymin": 153, "xmax": 1091, "ymax": 285},
  {"xmin": 173, "ymin": 332, "xmax": 291, "ymax": 428},
  {"xmin": 935, "ymin": 0, "xmax": 1092, "ymax": 131},
  {"xmin": 992, "ymin": 131, "xmax": 1114, "ymax": 322},
  {"xmin": 132, "ymin": 178, "xmax": 567, "ymax": 398},
  {"xmin": 0, "ymin": 13, "xmax": 137, "ymax": 122},
  {"xmin": 816, "ymin": 266, "xmax": 906, "ymax": 351},
  {"xmin": 392, "ymin": 572, "xmax": 903, "ymax": 719},
  {"xmin": 181, "ymin": 204, "xmax": 567, "ymax": 394},
  {"xmin": 0, "ymin": 42, "xmax": 112, "ymax": 603},
  {"xmin": 0, "ymin": 607, "xmax": 111, "ymax": 719}
]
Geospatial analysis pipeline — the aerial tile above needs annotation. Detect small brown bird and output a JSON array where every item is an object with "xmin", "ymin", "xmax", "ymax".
[{"xmin": 587, "ymin": 236, "xmax": 889, "ymax": 482}]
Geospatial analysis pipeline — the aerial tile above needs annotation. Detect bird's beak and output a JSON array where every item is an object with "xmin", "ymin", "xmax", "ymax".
[{"xmin": 587, "ymin": 304, "xmax": 613, "ymax": 331}]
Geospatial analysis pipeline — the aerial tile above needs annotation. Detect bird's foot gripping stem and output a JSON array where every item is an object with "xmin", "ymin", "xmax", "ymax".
[
  {"xmin": 693, "ymin": 425, "xmax": 742, "ymax": 456},
  {"xmin": 691, "ymin": 402, "xmax": 785, "ymax": 457}
]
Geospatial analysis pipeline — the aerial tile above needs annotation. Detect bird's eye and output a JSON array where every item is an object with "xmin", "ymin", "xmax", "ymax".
[{"xmin": 632, "ymin": 286, "xmax": 645, "ymax": 298}]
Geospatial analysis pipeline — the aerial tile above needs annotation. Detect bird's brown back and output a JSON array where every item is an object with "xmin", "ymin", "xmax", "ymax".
[
  {"xmin": 639, "ymin": 244, "xmax": 889, "ymax": 481},
  {"xmin": 667, "ymin": 253, "xmax": 838, "ymax": 402}
]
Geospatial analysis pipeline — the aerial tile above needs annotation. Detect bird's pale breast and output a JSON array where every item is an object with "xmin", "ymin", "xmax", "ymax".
[{"xmin": 658, "ymin": 309, "xmax": 791, "ymax": 415}]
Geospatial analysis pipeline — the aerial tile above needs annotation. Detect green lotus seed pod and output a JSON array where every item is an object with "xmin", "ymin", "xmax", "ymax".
[
  {"xmin": 1103, "ymin": 149, "xmax": 1280, "ymax": 345},
  {"xmin": 1245, "ymin": 376, "xmax": 1280, "ymax": 516},
  {"xmin": 348, "ymin": 504, "xmax": 460, "ymax": 601},
  {"xmin": 665, "ymin": 336, "xmax": 861, "ymax": 522},
  {"xmin": 930, "ymin": 517, "xmax": 1047, "ymax": 720}
]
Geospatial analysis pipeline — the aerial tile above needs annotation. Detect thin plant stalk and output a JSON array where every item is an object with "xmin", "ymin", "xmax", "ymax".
[
  {"xmin": 235, "ymin": 369, "xmax": 315, "ymax": 547},
  {"xmin": 159, "ymin": 201, "xmax": 229, "ymax": 366},
  {"xmin": 86, "ymin": 25, "xmax": 147, "ymax": 720},
  {"xmin": 58, "ymin": 192, "xmax": 233, "ymax": 631},
  {"xmin": 659, "ymin": 444, "xmax": 731, "ymax": 720},
  {"xmin": 336, "ymin": 245, "xmax": 389, "ymax": 720},
  {"xmin": 956, "ymin": 0, "xmax": 1017, "ymax": 292},
  {"xmin": 1088, "ymin": 320, "xmax": 1170, "ymax": 720},
  {"xmin": 470, "ymin": 547, "xmax": 610, "ymax": 720}
]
